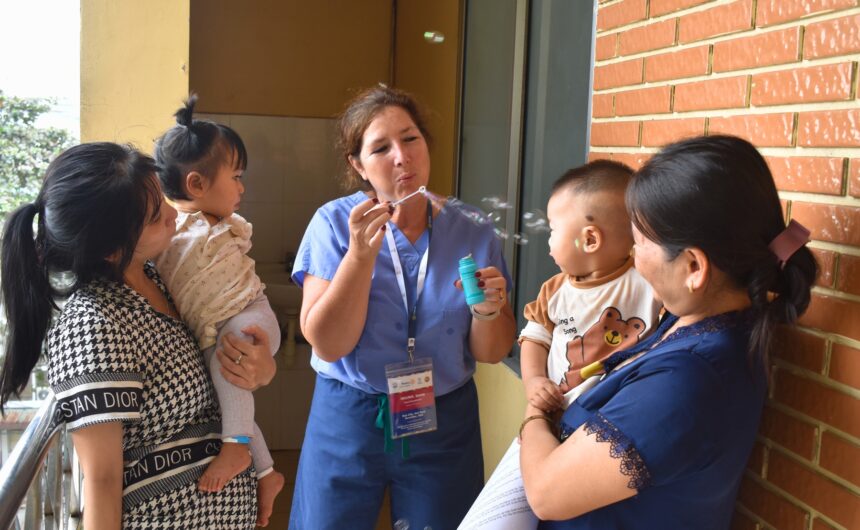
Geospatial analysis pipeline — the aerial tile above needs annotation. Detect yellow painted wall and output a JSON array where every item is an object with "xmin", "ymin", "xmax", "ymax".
[
  {"xmin": 80, "ymin": 0, "xmax": 190, "ymax": 151},
  {"xmin": 189, "ymin": 0, "xmax": 392, "ymax": 118},
  {"xmin": 394, "ymin": 0, "xmax": 463, "ymax": 197},
  {"xmin": 475, "ymin": 361, "xmax": 526, "ymax": 479}
]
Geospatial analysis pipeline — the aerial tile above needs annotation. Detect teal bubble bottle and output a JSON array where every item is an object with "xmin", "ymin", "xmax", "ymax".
[{"xmin": 458, "ymin": 254, "xmax": 485, "ymax": 306}]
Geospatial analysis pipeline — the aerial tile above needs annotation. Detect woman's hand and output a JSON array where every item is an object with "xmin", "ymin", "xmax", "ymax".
[
  {"xmin": 454, "ymin": 266, "xmax": 508, "ymax": 316},
  {"xmin": 217, "ymin": 325, "xmax": 276, "ymax": 390},
  {"xmin": 347, "ymin": 198, "xmax": 391, "ymax": 262},
  {"xmin": 457, "ymin": 265, "xmax": 517, "ymax": 363}
]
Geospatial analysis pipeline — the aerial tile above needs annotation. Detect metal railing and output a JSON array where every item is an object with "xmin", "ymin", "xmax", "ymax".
[{"xmin": 0, "ymin": 395, "xmax": 82, "ymax": 530}]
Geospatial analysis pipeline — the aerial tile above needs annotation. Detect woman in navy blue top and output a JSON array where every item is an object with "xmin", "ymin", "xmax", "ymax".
[{"xmin": 519, "ymin": 136, "xmax": 817, "ymax": 529}]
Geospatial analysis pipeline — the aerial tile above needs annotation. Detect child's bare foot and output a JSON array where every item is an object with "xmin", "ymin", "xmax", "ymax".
[
  {"xmin": 256, "ymin": 470, "xmax": 285, "ymax": 527},
  {"xmin": 198, "ymin": 442, "xmax": 252, "ymax": 492}
]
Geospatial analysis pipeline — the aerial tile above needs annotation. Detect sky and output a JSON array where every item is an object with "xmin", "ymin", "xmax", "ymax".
[{"xmin": 0, "ymin": 0, "xmax": 80, "ymax": 137}]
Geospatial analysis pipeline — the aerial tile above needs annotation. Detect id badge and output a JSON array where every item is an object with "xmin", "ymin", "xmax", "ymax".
[{"xmin": 385, "ymin": 357, "xmax": 438, "ymax": 439}]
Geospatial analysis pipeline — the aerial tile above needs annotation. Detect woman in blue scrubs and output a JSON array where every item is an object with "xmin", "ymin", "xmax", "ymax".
[
  {"xmin": 290, "ymin": 85, "xmax": 517, "ymax": 529},
  {"xmin": 518, "ymin": 136, "xmax": 817, "ymax": 529}
]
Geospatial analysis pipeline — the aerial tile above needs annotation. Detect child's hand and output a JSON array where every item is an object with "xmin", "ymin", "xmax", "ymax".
[{"xmin": 525, "ymin": 375, "xmax": 564, "ymax": 413}]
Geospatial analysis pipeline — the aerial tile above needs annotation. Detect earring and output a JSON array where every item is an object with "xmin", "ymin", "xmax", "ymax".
[
  {"xmin": 574, "ymin": 239, "xmax": 581, "ymax": 249},
  {"xmin": 687, "ymin": 282, "xmax": 694, "ymax": 293}
]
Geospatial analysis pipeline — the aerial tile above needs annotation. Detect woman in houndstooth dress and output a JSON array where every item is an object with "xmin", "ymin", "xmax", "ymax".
[{"xmin": 0, "ymin": 143, "xmax": 275, "ymax": 528}]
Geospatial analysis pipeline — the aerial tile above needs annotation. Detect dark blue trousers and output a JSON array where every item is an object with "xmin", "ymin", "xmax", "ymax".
[{"xmin": 289, "ymin": 375, "xmax": 484, "ymax": 530}]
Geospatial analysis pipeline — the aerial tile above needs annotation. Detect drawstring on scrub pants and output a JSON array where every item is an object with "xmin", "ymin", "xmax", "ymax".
[{"xmin": 376, "ymin": 395, "xmax": 410, "ymax": 459}]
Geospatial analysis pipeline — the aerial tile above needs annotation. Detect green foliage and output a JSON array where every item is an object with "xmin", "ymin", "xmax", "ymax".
[{"xmin": 0, "ymin": 90, "xmax": 74, "ymax": 216}]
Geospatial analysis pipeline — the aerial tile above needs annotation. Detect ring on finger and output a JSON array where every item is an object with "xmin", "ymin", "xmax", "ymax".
[{"xmin": 234, "ymin": 354, "xmax": 244, "ymax": 366}]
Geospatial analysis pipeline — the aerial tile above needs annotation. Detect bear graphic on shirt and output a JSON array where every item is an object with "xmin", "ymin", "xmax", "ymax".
[{"xmin": 560, "ymin": 306, "xmax": 646, "ymax": 391}]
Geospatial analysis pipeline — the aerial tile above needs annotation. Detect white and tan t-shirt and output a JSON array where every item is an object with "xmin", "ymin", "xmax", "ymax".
[
  {"xmin": 155, "ymin": 211, "xmax": 263, "ymax": 350},
  {"xmin": 519, "ymin": 258, "xmax": 661, "ymax": 388}
]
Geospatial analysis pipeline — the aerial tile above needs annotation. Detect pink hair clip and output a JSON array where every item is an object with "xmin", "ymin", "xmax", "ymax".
[{"xmin": 768, "ymin": 220, "xmax": 810, "ymax": 269}]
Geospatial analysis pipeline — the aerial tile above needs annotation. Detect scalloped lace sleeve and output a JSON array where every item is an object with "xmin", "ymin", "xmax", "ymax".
[{"xmin": 583, "ymin": 412, "xmax": 652, "ymax": 491}]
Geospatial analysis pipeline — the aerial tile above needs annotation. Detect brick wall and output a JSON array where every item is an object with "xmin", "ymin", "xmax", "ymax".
[{"xmin": 590, "ymin": 1, "xmax": 860, "ymax": 528}]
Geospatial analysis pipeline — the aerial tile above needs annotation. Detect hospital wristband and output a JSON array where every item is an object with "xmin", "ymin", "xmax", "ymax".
[{"xmin": 470, "ymin": 305, "xmax": 500, "ymax": 321}]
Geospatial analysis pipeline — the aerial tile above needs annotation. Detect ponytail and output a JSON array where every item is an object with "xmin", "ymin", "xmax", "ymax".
[
  {"xmin": 1, "ymin": 202, "xmax": 55, "ymax": 410},
  {"xmin": 748, "ymin": 245, "xmax": 817, "ymax": 366}
]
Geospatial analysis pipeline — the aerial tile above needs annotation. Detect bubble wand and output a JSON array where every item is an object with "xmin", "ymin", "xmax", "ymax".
[{"xmin": 391, "ymin": 186, "xmax": 427, "ymax": 208}]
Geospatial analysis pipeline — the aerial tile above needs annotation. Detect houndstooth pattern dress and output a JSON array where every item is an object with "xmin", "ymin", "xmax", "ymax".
[{"xmin": 47, "ymin": 263, "xmax": 256, "ymax": 529}]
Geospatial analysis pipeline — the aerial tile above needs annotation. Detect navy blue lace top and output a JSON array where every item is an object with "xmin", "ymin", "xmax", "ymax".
[{"xmin": 541, "ymin": 311, "xmax": 767, "ymax": 530}]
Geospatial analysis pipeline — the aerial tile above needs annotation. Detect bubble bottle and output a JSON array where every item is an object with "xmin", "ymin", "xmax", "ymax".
[{"xmin": 458, "ymin": 254, "xmax": 485, "ymax": 306}]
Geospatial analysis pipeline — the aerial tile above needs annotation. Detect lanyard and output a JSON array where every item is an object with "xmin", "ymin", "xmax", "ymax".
[{"xmin": 384, "ymin": 200, "xmax": 433, "ymax": 362}]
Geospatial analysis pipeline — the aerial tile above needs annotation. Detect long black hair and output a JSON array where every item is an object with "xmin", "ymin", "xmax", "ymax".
[
  {"xmin": 0, "ymin": 143, "xmax": 161, "ymax": 409},
  {"xmin": 154, "ymin": 94, "xmax": 247, "ymax": 201},
  {"xmin": 626, "ymin": 135, "xmax": 817, "ymax": 366}
]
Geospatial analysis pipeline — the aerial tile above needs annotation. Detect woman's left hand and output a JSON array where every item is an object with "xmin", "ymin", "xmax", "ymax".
[
  {"xmin": 455, "ymin": 266, "xmax": 508, "ymax": 315},
  {"xmin": 216, "ymin": 325, "xmax": 276, "ymax": 390}
]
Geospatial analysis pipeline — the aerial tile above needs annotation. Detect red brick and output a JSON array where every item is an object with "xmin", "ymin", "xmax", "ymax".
[
  {"xmin": 798, "ymin": 109, "xmax": 860, "ymax": 147},
  {"xmin": 772, "ymin": 326, "xmax": 826, "ymax": 373},
  {"xmin": 679, "ymin": 0, "xmax": 754, "ymax": 43},
  {"xmin": 812, "ymin": 518, "xmax": 840, "ymax": 530},
  {"xmin": 747, "ymin": 441, "xmax": 766, "ymax": 475},
  {"xmin": 830, "ymin": 343, "xmax": 860, "ymax": 389},
  {"xmin": 751, "ymin": 63, "xmax": 854, "ymax": 106},
  {"xmin": 811, "ymin": 248, "xmax": 836, "ymax": 288},
  {"xmin": 774, "ymin": 370, "xmax": 860, "ymax": 436},
  {"xmin": 760, "ymin": 406, "xmax": 818, "ymax": 459},
  {"xmin": 591, "ymin": 121, "xmax": 641, "ymax": 147},
  {"xmin": 650, "ymin": 0, "xmax": 710, "ymax": 17},
  {"xmin": 615, "ymin": 86, "xmax": 672, "ymax": 116},
  {"xmin": 713, "ymin": 27, "xmax": 801, "ymax": 72},
  {"xmin": 597, "ymin": 0, "xmax": 647, "ymax": 31},
  {"xmin": 709, "ymin": 113, "xmax": 795, "ymax": 147},
  {"xmin": 645, "ymin": 45, "xmax": 710, "ymax": 82},
  {"xmin": 851, "ymin": 159, "xmax": 860, "ymax": 197},
  {"xmin": 837, "ymin": 254, "xmax": 860, "ymax": 295},
  {"xmin": 730, "ymin": 509, "xmax": 759, "ymax": 530},
  {"xmin": 767, "ymin": 451, "xmax": 860, "ymax": 529},
  {"xmin": 765, "ymin": 156, "xmax": 844, "ymax": 195},
  {"xmin": 618, "ymin": 19, "xmax": 676, "ymax": 56},
  {"xmin": 791, "ymin": 202, "xmax": 860, "ymax": 246},
  {"xmin": 674, "ymin": 76, "xmax": 749, "ymax": 112},
  {"xmin": 642, "ymin": 118, "xmax": 706, "ymax": 147},
  {"xmin": 587, "ymin": 152, "xmax": 603, "ymax": 163},
  {"xmin": 596, "ymin": 34, "xmax": 617, "ymax": 61},
  {"xmin": 609, "ymin": 152, "xmax": 650, "ymax": 170},
  {"xmin": 799, "ymin": 294, "xmax": 860, "ymax": 343},
  {"xmin": 805, "ymin": 14, "xmax": 860, "ymax": 59},
  {"xmin": 738, "ymin": 476, "xmax": 809, "ymax": 530},
  {"xmin": 593, "ymin": 93, "xmax": 614, "ymax": 118},
  {"xmin": 820, "ymin": 431, "xmax": 860, "ymax": 488},
  {"xmin": 757, "ymin": 0, "xmax": 857, "ymax": 27},
  {"xmin": 594, "ymin": 58, "xmax": 644, "ymax": 90}
]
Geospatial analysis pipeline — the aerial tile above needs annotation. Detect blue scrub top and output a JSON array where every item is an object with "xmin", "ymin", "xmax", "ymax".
[
  {"xmin": 292, "ymin": 191, "xmax": 512, "ymax": 396},
  {"xmin": 542, "ymin": 311, "xmax": 767, "ymax": 530}
]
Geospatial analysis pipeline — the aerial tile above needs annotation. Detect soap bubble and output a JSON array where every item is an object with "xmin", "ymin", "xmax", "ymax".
[
  {"xmin": 522, "ymin": 210, "xmax": 550, "ymax": 233},
  {"xmin": 481, "ymin": 196, "xmax": 513, "ymax": 210},
  {"xmin": 424, "ymin": 189, "xmax": 545, "ymax": 246}
]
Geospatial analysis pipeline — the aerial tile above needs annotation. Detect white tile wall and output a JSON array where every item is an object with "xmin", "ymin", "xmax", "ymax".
[{"xmin": 197, "ymin": 113, "xmax": 344, "ymax": 267}]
